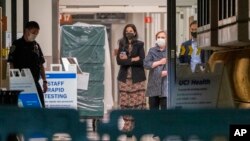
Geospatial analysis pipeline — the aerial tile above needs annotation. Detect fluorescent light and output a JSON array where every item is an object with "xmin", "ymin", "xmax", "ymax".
[{"xmin": 60, "ymin": 6, "xmax": 166, "ymax": 13}]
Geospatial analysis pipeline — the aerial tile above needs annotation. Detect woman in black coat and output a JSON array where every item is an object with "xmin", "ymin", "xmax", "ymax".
[{"xmin": 116, "ymin": 24, "xmax": 146, "ymax": 131}]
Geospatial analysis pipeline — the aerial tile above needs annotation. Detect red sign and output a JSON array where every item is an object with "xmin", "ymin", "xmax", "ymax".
[
  {"xmin": 1, "ymin": 16, "xmax": 7, "ymax": 31},
  {"xmin": 60, "ymin": 13, "xmax": 73, "ymax": 24},
  {"xmin": 144, "ymin": 17, "xmax": 152, "ymax": 23}
]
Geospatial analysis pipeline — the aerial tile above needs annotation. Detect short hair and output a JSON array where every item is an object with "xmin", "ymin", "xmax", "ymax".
[
  {"xmin": 155, "ymin": 30, "xmax": 167, "ymax": 40},
  {"xmin": 189, "ymin": 20, "xmax": 197, "ymax": 27},
  {"xmin": 25, "ymin": 21, "xmax": 40, "ymax": 30}
]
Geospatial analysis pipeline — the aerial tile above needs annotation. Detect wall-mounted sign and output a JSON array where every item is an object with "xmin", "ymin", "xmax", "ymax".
[
  {"xmin": 60, "ymin": 13, "xmax": 73, "ymax": 24},
  {"xmin": 170, "ymin": 63, "xmax": 224, "ymax": 109},
  {"xmin": 1, "ymin": 16, "xmax": 7, "ymax": 31},
  {"xmin": 144, "ymin": 16, "xmax": 152, "ymax": 23}
]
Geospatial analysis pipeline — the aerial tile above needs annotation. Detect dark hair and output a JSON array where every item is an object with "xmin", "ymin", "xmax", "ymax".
[
  {"xmin": 25, "ymin": 21, "xmax": 40, "ymax": 30},
  {"xmin": 118, "ymin": 24, "xmax": 139, "ymax": 49},
  {"xmin": 155, "ymin": 30, "xmax": 167, "ymax": 40},
  {"xmin": 122, "ymin": 24, "xmax": 138, "ymax": 40},
  {"xmin": 189, "ymin": 20, "xmax": 197, "ymax": 27}
]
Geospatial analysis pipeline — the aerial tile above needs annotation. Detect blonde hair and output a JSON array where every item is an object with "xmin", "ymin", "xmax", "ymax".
[{"xmin": 155, "ymin": 30, "xmax": 167, "ymax": 40}]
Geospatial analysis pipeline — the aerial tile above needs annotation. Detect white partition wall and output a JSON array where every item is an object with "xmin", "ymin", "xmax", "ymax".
[
  {"xmin": 5, "ymin": 0, "xmax": 53, "ymax": 57},
  {"xmin": 29, "ymin": 0, "xmax": 52, "ymax": 56}
]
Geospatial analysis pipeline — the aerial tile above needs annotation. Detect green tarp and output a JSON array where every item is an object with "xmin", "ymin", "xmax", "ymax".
[{"xmin": 60, "ymin": 24, "xmax": 105, "ymax": 117}]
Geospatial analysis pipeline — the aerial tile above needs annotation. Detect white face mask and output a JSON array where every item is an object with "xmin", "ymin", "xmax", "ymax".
[
  {"xmin": 155, "ymin": 38, "xmax": 166, "ymax": 47},
  {"xmin": 28, "ymin": 33, "xmax": 37, "ymax": 42}
]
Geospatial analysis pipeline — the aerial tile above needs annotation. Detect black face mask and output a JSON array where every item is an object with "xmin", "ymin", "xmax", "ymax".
[
  {"xmin": 126, "ymin": 33, "xmax": 135, "ymax": 40},
  {"xmin": 191, "ymin": 32, "xmax": 197, "ymax": 38}
]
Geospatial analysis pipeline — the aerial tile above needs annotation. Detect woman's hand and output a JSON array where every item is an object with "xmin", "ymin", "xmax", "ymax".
[
  {"xmin": 161, "ymin": 70, "xmax": 167, "ymax": 77},
  {"xmin": 159, "ymin": 58, "xmax": 167, "ymax": 65},
  {"xmin": 131, "ymin": 56, "xmax": 140, "ymax": 62},
  {"xmin": 119, "ymin": 52, "xmax": 128, "ymax": 60},
  {"xmin": 152, "ymin": 58, "xmax": 167, "ymax": 68}
]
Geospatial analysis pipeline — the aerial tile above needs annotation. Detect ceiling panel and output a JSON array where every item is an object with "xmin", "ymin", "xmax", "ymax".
[
  {"xmin": 59, "ymin": 0, "xmax": 197, "ymax": 7},
  {"xmin": 59, "ymin": 0, "xmax": 197, "ymax": 13}
]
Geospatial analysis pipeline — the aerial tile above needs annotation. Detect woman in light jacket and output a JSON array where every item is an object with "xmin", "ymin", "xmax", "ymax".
[{"xmin": 144, "ymin": 30, "xmax": 168, "ymax": 110}]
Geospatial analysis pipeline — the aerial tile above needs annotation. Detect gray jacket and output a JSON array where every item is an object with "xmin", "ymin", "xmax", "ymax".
[{"xmin": 144, "ymin": 46, "xmax": 168, "ymax": 97}]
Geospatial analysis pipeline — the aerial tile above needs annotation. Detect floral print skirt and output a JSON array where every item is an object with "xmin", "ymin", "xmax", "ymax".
[{"xmin": 118, "ymin": 77, "xmax": 146, "ymax": 132}]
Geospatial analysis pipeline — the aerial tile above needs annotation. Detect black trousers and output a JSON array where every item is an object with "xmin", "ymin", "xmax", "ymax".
[
  {"xmin": 149, "ymin": 96, "xmax": 167, "ymax": 110},
  {"xmin": 35, "ymin": 82, "xmax": 45, "ymax": 108}
]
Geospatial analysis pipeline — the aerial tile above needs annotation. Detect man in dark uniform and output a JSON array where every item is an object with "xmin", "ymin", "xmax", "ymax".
[{"xmin": 8, "ymin": 21, "xmax": 47, "ymax": 108}]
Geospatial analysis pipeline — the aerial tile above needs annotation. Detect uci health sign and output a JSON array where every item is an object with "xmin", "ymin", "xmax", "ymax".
[
  {"xmin": 44, "ymin": 65, "xmax": 77, "ymax": 109},
  {"xmin": 170, "ymin": 62, "xmax": 224, "ymax": 109}
]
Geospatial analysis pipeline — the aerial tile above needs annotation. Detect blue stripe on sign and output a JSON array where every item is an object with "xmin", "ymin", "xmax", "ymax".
[{"xmin": 46, "ymin": 73, "xmax": 76, "ymax": 79}]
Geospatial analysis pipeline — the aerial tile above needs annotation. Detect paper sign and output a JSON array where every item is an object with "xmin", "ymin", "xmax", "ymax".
[
  {"xmin": 61, "ymin": 57, "xmax": 82, "ymax": 73},
  {"xmin": 61, "ymin": 57, "xmax": 90, "ymax": 90},
  {"xmin": 77, "ymin": 73, "xmax": 90, "ymax": 90}
]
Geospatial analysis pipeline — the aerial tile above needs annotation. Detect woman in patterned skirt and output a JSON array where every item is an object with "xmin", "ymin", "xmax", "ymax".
[{"xmin": 116, "ymin": 24, "xmax": 146, "ymax": 132}]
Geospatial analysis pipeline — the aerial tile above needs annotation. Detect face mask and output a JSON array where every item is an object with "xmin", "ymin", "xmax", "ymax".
[
  {"xmin": 156, "ymin": 38, "xmax": 166, "ymax": 47},
  {"xmin": 191, "ymin": 32, "xmax": 197, "ymax": 38},
  {"xmin": 28, "ymin": 33, "xmax": 37, "ymax": 42},
  {"xmin": 126, "ymin": 33, "xmax": 135, "ymax": 40}
]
